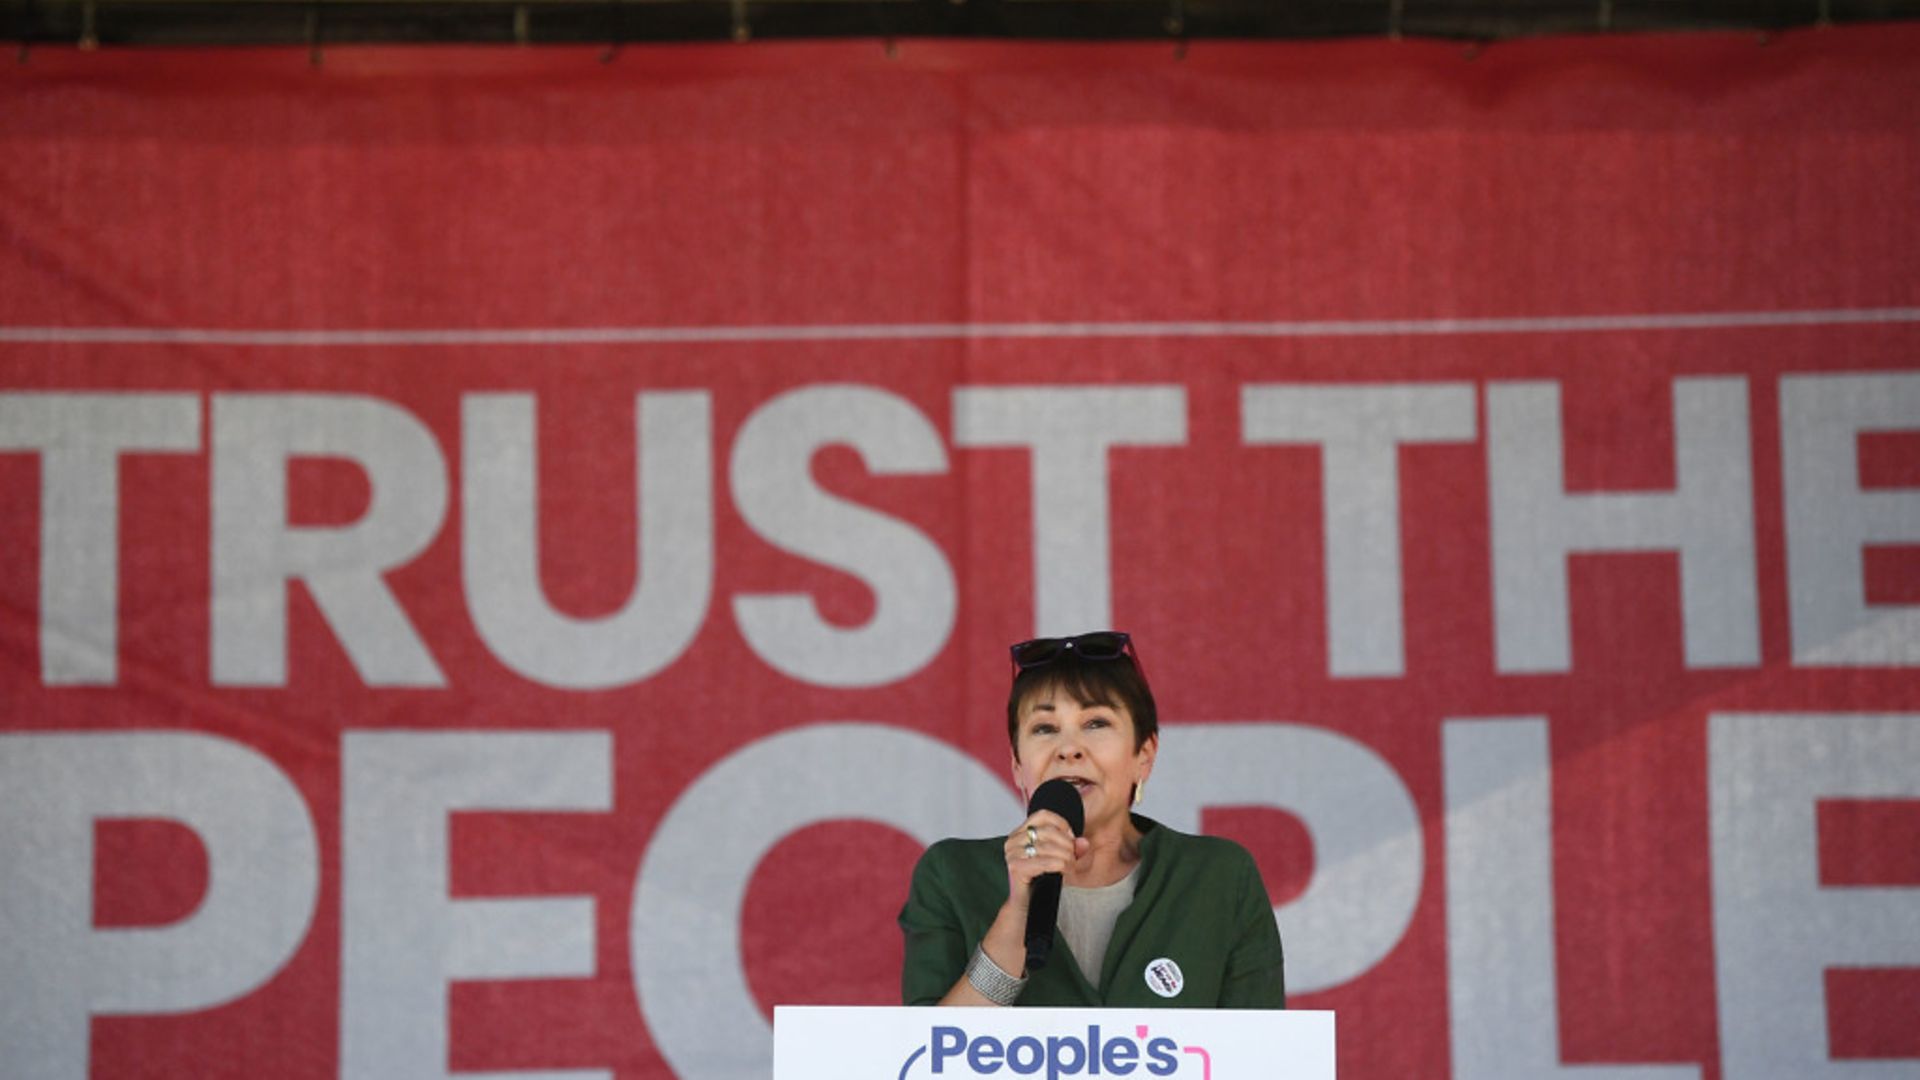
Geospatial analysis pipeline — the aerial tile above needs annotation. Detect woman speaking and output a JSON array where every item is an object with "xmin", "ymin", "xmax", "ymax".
[{"xmin": 899, "ymin": 632, "xmax": 1286, "ymax": 1008}]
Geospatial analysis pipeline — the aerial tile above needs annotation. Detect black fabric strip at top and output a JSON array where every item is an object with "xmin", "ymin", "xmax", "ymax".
[{"xmin": 9, "ymin": 0, "xmax": 1920, "ymax": 49}]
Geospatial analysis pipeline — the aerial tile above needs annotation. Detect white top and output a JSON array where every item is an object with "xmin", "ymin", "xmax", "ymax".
[{"xmin": 1057, "ymin": 864, "xmax": 1140, "ymax": 987}]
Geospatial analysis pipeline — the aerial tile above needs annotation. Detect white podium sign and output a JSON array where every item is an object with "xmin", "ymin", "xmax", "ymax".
[{"xmin": 773, "ymin": 1007, "xmax": 1333, "ymax": 1080}]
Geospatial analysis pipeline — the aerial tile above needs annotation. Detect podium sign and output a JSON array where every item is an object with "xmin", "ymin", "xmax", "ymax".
[{"xmin": 774, "ymin": 1007, "xmax": 1333, "ymax": 1080}]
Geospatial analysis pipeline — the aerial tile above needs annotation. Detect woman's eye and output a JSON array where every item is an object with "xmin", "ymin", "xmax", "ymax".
[{"xmin": 1029, "ymin": 724, "xmax": 1057, "ymax": 736}]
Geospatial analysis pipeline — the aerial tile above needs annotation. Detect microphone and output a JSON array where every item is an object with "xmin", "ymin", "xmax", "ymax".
[{"xmin": 1022, "ymin": 777, "xmax": 1086, "ymax": 973}]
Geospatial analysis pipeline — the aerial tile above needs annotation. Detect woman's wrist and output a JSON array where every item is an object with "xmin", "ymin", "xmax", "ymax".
[{"xmin": 965, "ymin": 943, "xmax": 1028, "ymax": 1006}]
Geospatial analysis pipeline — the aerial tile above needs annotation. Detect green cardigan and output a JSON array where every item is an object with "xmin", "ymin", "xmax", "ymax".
[{"xmin": 899, "ymin": 815, "xmax": 1286, "ymax": 1008}]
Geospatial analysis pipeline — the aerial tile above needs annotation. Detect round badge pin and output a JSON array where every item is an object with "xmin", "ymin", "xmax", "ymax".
[{"xmin": 1144, "ymin": 957, "xmax": 1184, "ymax": 998}]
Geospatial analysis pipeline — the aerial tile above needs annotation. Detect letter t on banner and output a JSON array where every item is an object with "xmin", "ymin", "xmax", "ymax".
[
  {"xmin": 1241, "ymin": 383, "xmax": 1476, "ymax": 678},
  {"xmin": 0, "ymin": 393, "xmax": 201, "ymax": 685},
  {"xmin": 952, "ymin": 386, "xmax": 1186, "ymax": 636}
]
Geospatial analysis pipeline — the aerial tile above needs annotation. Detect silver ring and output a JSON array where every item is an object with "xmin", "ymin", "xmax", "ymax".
[{"xmin": 1023, "ymin": 842, "xmax": 1037, "ymax": 859}]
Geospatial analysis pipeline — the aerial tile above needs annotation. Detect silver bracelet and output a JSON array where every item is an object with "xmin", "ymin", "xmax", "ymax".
[{"xmin": 965, "ymin": 944, "xmax": 1028, "ymax": 1006}]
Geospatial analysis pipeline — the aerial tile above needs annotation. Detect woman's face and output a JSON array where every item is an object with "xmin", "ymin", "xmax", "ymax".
[{"xmin": 1011, "ymin": 687, "xmax": 1157, "ymax": 837}]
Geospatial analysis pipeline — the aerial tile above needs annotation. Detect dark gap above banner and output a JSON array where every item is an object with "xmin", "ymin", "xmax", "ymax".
[{"xmin": 8, "ymin": 0, "xmax": 1920, "ymax": 48}]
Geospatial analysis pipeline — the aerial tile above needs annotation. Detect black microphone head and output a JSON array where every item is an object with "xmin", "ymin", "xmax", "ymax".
[{"xmin": 1027, "ymin": 777, "xmax": 1085, "ymax": 837}]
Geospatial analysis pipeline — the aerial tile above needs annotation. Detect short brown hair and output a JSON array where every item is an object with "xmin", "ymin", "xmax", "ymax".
[{"xmin": 1006, "ymin": 650, "xmax": 1157, "ymax": 758}]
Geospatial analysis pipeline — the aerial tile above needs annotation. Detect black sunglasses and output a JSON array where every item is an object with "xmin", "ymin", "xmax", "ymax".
[{"xmin": 1010, "ymin": 631, "xmax": 1136, "ymax": 671}]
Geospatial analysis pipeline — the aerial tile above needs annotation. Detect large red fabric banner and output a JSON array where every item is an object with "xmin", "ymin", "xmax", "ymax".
[{"xmin": 3, "ymin": 27, "xmax": 1919, "ymax": 1080}]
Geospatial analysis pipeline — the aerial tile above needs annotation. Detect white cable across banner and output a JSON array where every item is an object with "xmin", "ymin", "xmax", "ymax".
[{"xmin": 2, "ymin": 306, "xmax": 1919, "ymax": 347}]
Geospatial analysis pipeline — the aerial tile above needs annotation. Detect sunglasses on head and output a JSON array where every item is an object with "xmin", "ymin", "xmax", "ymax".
[{"xmin": 1009, "ymin": 631, "xmax": 1136, "ymax": 671}]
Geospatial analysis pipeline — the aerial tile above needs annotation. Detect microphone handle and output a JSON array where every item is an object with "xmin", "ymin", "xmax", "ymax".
[{"xmin": 1024, "ymin": 871, "xmax": 1064, "ymax": 972}]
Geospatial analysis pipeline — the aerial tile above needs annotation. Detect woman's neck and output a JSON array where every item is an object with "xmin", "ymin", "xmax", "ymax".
[{"xmin": 1065, "ymin": 815, "xmax": 1143, "ymax": 888}]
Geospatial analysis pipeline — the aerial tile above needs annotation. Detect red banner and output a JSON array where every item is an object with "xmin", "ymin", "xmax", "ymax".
[{"xmin": 3, "ymin": 28, "xmax": 1919, "ymax": 1080}]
